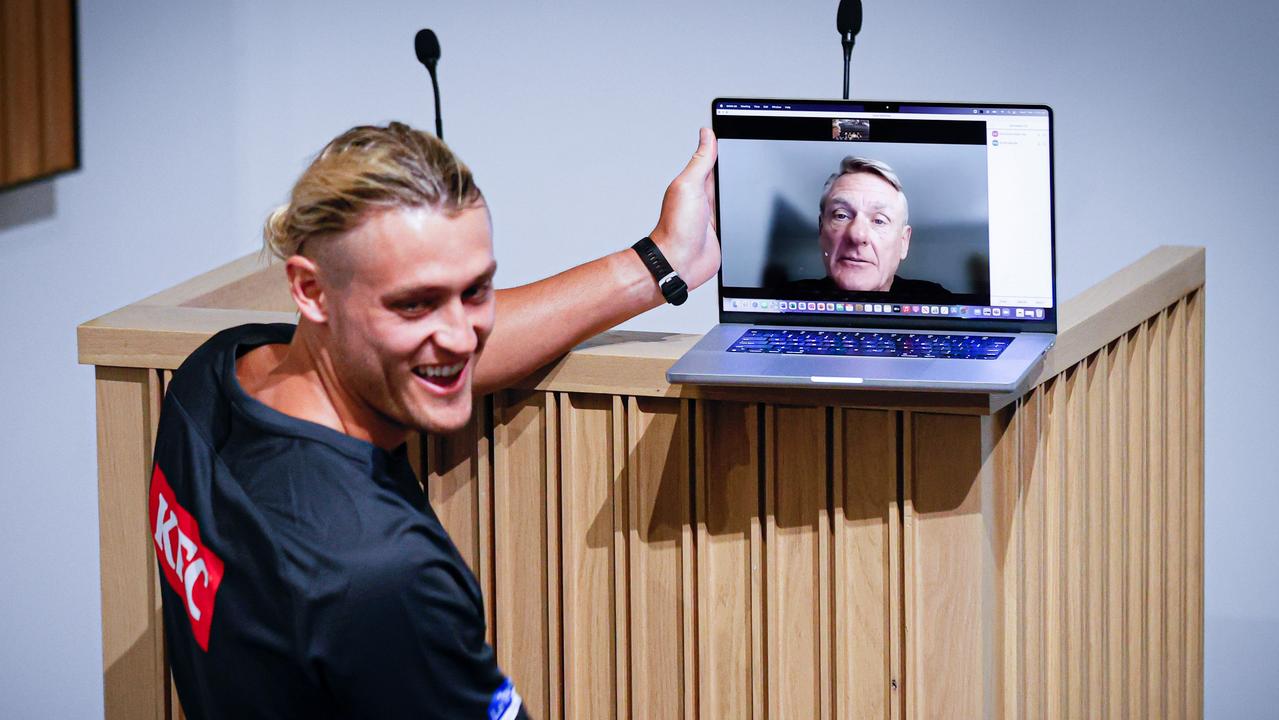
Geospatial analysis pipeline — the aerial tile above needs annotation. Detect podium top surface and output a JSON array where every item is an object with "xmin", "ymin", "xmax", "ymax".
[{"xmin": 78, "ymin": 246, "xmax": 1204, "ymax": 415}]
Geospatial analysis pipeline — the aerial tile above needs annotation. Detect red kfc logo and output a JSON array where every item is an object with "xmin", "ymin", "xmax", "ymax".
[{"xmin": 149, "ymin": 465, "xmax": 225, "ymax": 651}]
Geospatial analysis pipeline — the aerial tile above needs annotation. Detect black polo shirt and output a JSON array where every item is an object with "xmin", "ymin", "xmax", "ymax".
[{"xmin": 149, "ymin": 323, "xmax": 526, "ymax": 719}]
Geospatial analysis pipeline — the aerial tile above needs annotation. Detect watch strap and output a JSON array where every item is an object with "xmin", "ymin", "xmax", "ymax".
[{"xmin": 631, "ymin": 236, "xmax": 688, "ymax": 306}]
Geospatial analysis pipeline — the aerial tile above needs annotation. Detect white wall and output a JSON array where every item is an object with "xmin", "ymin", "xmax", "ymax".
[{"xmin": 1, "ymin": 1, "xmax": 1275, "ymax": 716}]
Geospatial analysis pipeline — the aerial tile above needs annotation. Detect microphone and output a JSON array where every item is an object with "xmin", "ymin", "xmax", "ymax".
[
  {"xmin": 836, "ymin": 0, "xmax": 862, "ymax": 100},
  {"xmin": 414, "ymin": 29, "xmax": 443, "ymax": 139}
]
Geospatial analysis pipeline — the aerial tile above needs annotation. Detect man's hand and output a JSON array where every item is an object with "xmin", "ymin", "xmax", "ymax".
[{"xmin": 649, "ymin": 128, "xmax": 719, "ymax": 290}]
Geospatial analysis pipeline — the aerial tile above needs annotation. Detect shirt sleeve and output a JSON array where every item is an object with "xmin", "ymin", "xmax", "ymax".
[{"xmin": 319, "ymin": 551, "xmax": 530, "ymax": 719}]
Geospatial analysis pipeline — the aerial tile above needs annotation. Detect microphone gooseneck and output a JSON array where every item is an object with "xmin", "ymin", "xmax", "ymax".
[
  {"xmin": 414, "ymin": 29, "xmax": 444, "ymax": 139},
  {"xmin": 836, "ymin": 0, "xmax": 863, "ymax": 100}
]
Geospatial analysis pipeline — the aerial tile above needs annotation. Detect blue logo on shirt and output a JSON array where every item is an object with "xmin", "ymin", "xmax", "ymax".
[{"xmin": 488, "ymin": 678, "xmax": 522, "ymax": 720}]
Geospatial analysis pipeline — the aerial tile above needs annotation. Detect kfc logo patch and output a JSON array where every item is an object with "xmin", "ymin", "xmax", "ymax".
[{"xmin": 149, "ymin": 465, "xmax": 225, "ymax": 651}]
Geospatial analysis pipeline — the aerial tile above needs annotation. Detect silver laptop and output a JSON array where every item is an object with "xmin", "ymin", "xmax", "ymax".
[{"xmin": 667, "ymin": 98, "xmax": 1057, "ymax": 394}]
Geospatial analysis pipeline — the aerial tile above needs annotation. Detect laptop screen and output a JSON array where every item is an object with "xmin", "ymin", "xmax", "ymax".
[{"xmin": 713, "ymin": 98, "xmax": 1056, "ymax": 332}]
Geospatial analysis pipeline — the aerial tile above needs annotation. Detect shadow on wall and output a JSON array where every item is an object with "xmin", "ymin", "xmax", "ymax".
[
  {"xmin": 762, "ymin": 194, "xmax": 822, "ymax": 286},
  {"xmin": 0, "ymin": 179, "xmax": 57, "ymax": 232}
]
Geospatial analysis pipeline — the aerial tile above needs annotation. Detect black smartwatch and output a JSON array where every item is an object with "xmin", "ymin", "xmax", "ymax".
[{"xmin": 632, "ymin": 236, "xmax": 688, "ymax": 306}]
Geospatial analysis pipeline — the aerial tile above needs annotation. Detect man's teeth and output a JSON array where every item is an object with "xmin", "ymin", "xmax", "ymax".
[{"xmin": 417, "ymin": 362, "xmax": 465, "ymax": 378}]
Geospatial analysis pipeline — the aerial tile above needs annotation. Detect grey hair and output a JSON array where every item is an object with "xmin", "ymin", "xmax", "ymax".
[{"xmin": 818, "ymin": 156, "xmax": 908, "ymax": 223}]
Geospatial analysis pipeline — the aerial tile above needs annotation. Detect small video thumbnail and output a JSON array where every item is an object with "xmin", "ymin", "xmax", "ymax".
[{"xmin": 831, "ymin": 118, "xmax": 870, "ymax": 141}]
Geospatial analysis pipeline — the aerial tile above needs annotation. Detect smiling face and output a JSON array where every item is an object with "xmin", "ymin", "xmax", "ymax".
[
  {"xmin": 818, "ymin": 172, "xmax": 912, "ymax": 292},
  {"xmin": 320, "ymin": 204, "xmax": 496, "ymax": 435}
]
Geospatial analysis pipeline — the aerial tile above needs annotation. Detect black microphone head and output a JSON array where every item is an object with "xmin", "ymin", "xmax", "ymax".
[
  {"xmin": 836, "ymin": 0, "xmax": 863, "ymax": 38},
  {"xmin": 414, "ymin": 28, "xmax": 441, "ymax": 70}
]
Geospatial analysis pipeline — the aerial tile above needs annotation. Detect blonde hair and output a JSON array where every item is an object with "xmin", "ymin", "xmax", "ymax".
[{"xmin": 263, "ymin": 122, "xmax": 483, "ymax": 260}]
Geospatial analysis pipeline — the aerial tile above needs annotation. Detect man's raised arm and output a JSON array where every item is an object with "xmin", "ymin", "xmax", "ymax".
[{"xmin": 473, "ymin": 129, "xmax": 719, "ymax": 395}]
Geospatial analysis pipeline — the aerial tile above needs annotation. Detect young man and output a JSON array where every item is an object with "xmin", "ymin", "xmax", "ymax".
[{"xmin": 149, "ymin": 122, "xmax": 717, "ymax": 719}]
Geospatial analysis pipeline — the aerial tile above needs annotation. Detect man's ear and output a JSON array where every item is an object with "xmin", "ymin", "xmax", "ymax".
[
  {"xmin": 286, "ymin": 255, "xmax": 328, "ymax": 324},
  {"xmin": 899, "ymin": 225, "xmax": 912, "ymax": 260}
]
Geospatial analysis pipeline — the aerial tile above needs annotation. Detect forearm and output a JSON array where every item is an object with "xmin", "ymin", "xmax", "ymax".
[{"xmin": 473, "ymin": 246, "xmax": 663, "ymax": 395}]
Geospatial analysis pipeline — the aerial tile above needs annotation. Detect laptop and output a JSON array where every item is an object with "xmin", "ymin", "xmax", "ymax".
[{"xmin": 666, "ymin": 98, "xmax": 1057, "ymax": 394}]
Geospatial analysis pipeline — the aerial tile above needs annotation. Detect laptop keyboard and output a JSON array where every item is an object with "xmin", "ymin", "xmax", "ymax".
[{"xmin": 727, "ymin": 329, "xmax": 1013, "ymax": 360}]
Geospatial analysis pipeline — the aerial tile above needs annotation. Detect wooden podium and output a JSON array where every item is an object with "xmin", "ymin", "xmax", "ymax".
[{"xmin": 80, "ymin": 246, "xmax": 1204, "ymax": 719}]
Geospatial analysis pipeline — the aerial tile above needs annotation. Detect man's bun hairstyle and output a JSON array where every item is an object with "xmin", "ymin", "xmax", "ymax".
[{"xmin": 263, "ymin": 122, "xmax": 484, "ymax": 261}]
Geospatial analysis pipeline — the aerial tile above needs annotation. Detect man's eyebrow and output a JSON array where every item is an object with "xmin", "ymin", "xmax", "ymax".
[
  {"xmin": 469, "ymin": 261, "xmax": 498, "ymax": 286},
  {"xmin": 827, "ymin": 197, "xmax": 892, "ymax": 212},
  {"xmin": 385, "ymin": 262, "xmax": 499, "ymax": 300},
  {"xmin": 384, "ymin": 284, "xmax": 446, "ymax": 303}
]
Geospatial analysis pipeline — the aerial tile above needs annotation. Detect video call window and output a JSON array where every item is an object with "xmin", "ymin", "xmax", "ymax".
[
  {"xmin": 713, "ymin": 101, "xmax": 1055, "ymax": 320},
  {"xmin": 720, "ymin": 140, "xmax": 990, "ymax": 303}
]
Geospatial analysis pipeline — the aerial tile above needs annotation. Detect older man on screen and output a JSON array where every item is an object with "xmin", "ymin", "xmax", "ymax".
[{"xmin": 814, "ymin": 156, "xmax": 950, "ymax": 296}]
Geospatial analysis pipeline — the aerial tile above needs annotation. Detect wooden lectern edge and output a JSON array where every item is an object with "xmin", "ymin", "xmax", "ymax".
[
  {"xmin": 1029, "ymin": 244, "xmax": 1203, "ymax": 387},
  {"xmin": 77, "ymin": 246, "xmax": 1204, "ymax": 414},
  {"xmin": 77, "ymin": 306, "xmax": 298, "ymax": 368},
  {"xmin": 135, "ymin": 253, "xmax": 282, "ymax": 308}
]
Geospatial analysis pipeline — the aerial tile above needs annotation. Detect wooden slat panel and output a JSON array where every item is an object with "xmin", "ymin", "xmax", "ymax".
[
  {"xmin": 427, "ymin": 409, "xmax": 482, "ymax": 579},
  {"xmin": 833, "ymin": 409, "xmax": 897, "ymax": 719},
  {"xmin": 1145, "ymin": 313, "xmax": 1167, "ymax": 718},
  {"xmin": 559, "ymin": 393, "xmax": 616, "ymax": 719},
  {"xmin": 612, "ymin": 397, "xmax": 630, "ymax": 720},
  {"xmin": 901, "ymin": 413, "xmax": 915, "ymax": 717},
  {"xmin": 888, "ymin": 414, "xmax": 904, "ymax": 720},
  {"xmin": 97, "ymin": 366, "xmax": 165, "ymax": 720},
  {"xmin": 696, "ymin": 401, "xmax": 759, "ymax": 720},
  {"xmin": 1185, "ymin": 290, "xmax": 1205, "ymax": 717},
  {"xmin": 1124, "ymin": 323, "xmax": 1148, "ymax": 719},
  {"xmin": 1020, "ymin": 388, "xmax": 1044, "ymax": 720},
  {"xmin": 478, "ymin": 400, "xmax": 495, "ymax": 644},
  {"xmin": 1164, "ymin": 300, "xmax": 1188, "ymax": 720},
  {"xmin": 545, "ymin": 393, "xmax": 564, "ymax": 720},
  {"xmin": 906, "ymin": 412, "xmax": 984, "ymax": 719},
  {"xmin": 160, "ymin": 372, "xmax": 181, "ymax": 720},
  {"xmin": 819, "ymin": 411, "xmax": 834, "ymax": 720},
  {"xmin": 154, "ymin": 372, "xmax": 173, "ymax": 720},
  {"xmin": 626, "ymin": 397, "xmax": 689, "ymax": 719},
  {"xmin": 493, "ymin": 390, "xmax": 551, "ymax": 719},
  {"xmin": 1084, "ymin": 353, "xmax": 1106, "ymax": 720},
  {"xmin": 405, "ymin": 432, "xmax": 424, "ymax": 483},
  {"xmin": 765, "ymin": 406, "xmax": 829, "ymax": 719},
  {"xmin": 1104, "ymin": 338, "xmax": 1128, "ymax": 719},
  {"xmin": 990, "ymin": 402, "xmax": 1021, "ymax": 720},
  {"xmin": 1, "ymin": 0, "xmax": 42, "ymax": 183},
  {"xmin": 752, "ymin": 446, "xmax": 767, "ymax": 720},
  {"xmin": 1043, "ymin": 377, "xmax": 1065, "ymax": 720},
  {"xmin": 1064, "ymin": 365, "xmax": 1085, "ymax": 717},
  {"xmin": 38, "ymin": 0, "xmax": 76, "ymax": 171},
  {"xmin": 681, "ymin": 402, "xmax": 698, "ymax": 720}
]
